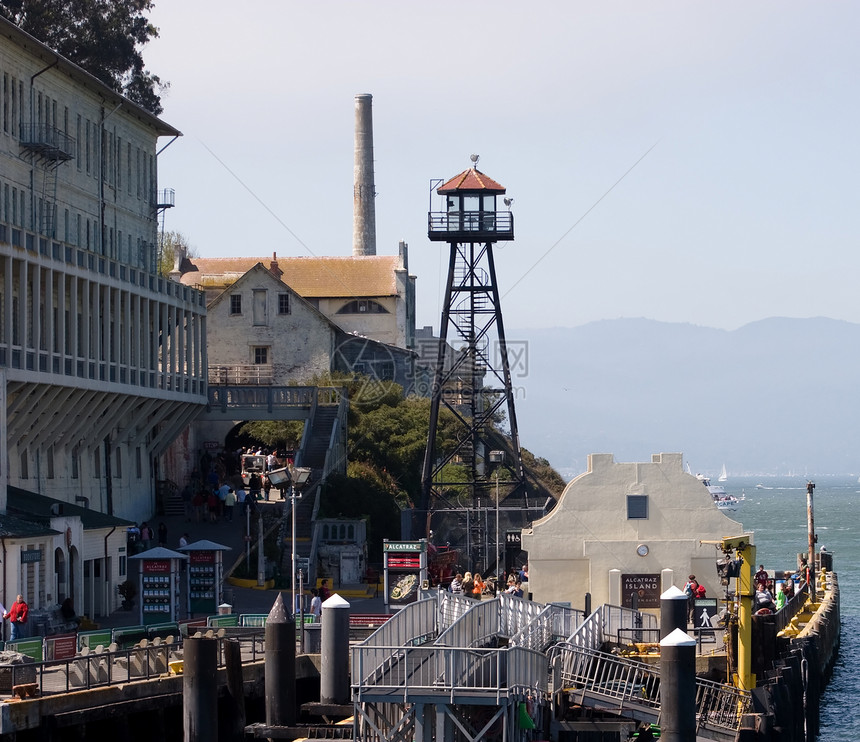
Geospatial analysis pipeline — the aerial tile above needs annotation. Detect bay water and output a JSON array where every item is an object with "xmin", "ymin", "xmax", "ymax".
[{"xmin": 725, "ymin": 475, "xmax": 857, "ymax": 740}]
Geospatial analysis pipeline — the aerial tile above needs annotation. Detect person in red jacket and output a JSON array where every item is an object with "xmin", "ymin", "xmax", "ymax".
[{"xmin": 4, "ymin": 595, "xmax": 28, "ymax": 641}]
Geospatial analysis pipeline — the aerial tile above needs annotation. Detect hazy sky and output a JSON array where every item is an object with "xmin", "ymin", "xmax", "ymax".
[{"xmin": 145, "ymin": 2, "xmax": 860, "ymax": 333}]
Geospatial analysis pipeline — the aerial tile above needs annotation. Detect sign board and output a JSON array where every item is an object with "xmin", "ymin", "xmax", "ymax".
[
  {"xmin": 621, "ymin": 573, "xmax": 661, "ymax": 609},
  {"xmin": 694, "ymin": 598, "xmax": 719, "ymax": 628},
  {"xmin": 295, "ymin": 557, "xmax": 310, "ymax": 578},
  {"xmin": 143, "ymin": 559, "xmax": 171, "ymax": 574},
  {"xmin": 203, "ymin": 441, "xmax": 220, "ymax": 450},
  {"xmin": 7, "ymin": 638, "xmax": 43, "ymax": 661},
  {"xmin": 384, "ymin": 541, "xmax": 426, "ymax": 552},
  {"xmin": 505, "ymin": 531, "xmax": 522, "ymax": 549},
  {"xmin": 21, "ymin": 549, "xmax": 42, "ymax": 563},
  {"xmin": 45, "ymin": 633, "xmax": 77, "ymax": 660}
]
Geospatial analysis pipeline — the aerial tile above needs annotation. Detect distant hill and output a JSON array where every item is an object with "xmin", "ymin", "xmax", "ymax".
[{"xmin": 510, "ymin": 317, "xmax": 860, "ymax": 478}]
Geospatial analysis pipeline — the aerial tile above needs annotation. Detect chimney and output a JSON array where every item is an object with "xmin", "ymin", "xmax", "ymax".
[
  {"xmin": 353, "ymin": 93, "xmax": 377, "ymax": 256},
  {"xmin": 269, "ymin": 252, "xmax": 282, "ymax": 278}
]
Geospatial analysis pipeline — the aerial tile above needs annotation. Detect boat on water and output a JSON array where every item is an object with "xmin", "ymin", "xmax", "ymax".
[
  {"xmin": 718, "ymin": 463, "xmax": 728, "ymax": 482},
  {"xmin": 698, "ymin": 474, "xmax": 743, "ymax": 511}
]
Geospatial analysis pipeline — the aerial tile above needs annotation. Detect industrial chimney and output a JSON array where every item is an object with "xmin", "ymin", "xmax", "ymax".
[{"xmin": 353, "ymin": 93, "xmax": 377, "ymax": 256}]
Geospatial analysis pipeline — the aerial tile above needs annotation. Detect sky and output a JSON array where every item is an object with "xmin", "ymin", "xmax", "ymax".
[{"xmin": 144, "ymin": 2, "xmax": 860, "ymax": 334}]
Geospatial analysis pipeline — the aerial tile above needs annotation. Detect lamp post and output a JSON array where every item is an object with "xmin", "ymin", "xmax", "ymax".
[
  {"xmin": 269, "ymin": 466, "xmax": 312, "ymax": 615},
  {"xmin": 489, "ymin": 450, "xmax": 505, "ymax": 584}
]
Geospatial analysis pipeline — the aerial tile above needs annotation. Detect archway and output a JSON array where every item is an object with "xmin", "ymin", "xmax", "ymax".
[{"xmin": 54, "ymin": 547, "xmax": 67, "ymax": 603}]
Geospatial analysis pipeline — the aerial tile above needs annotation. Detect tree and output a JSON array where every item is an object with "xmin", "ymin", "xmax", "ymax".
[
  {"xmin": 158, "ymin": 231, "xmax": 195, "ymax": 277},
  {"xmin": 0, "ymin": 0, "xmax": 167, "ymax": 114},
  {"xmin": 238, "ymin": 420, "xmax": 304, "ymax": 452}
]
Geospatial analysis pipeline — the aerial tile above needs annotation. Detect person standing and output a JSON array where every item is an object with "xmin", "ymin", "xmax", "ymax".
[
  {"xmin": 157, "ymin": 521, "xmax": 168, "ymax": 547},
  {"xmin": 224, "ymin": 488, "xmax": 237, "ymax": 521},
  {"xmin": 4, "ymin": 595, "xmax": 28, "ymax": 641},
  {"xmin": 140, "ymin": 522, "xmax": 154, "ymax": 550},
  {"xmin": 310, "ymin": 588, "xmax": 322, "ymax": 622}
]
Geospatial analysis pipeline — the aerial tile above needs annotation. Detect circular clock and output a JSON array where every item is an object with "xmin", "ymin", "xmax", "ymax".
[{"xmin": 636, "ymin": 544, "xmax": 649, "ymax": 557}]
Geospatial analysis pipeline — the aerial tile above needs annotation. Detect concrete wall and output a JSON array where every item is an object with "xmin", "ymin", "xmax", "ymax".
[{"xmin": 522, "ymin": 452, "xmax": 744, "ymax": 610}]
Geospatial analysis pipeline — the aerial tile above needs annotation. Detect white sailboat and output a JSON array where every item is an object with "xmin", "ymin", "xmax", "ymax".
[{"xmin": 718, "ymin": 464, "xmax": 728, "ymax": 482}]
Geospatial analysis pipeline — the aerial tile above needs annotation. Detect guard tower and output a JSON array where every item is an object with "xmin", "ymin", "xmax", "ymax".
[{"xmin": 420, "ymin": 158, "xmax": 527, "ymax": 575}]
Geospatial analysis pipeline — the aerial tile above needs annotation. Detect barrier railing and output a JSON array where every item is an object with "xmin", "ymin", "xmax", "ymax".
[
  {"xmin": 352, "ymin": 643, "xmax": 547, "ymax": 701},
  {"xmin": 3, "ymin": 630, "xmax": 267, "ymax": 698},
  {"xmin": 552, "ymin": 644, "xmax": 751, "ymax": 733}
]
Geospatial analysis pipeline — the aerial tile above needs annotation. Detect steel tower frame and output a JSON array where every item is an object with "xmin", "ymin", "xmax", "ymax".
[{"xmin": 419, "ymin": 166, "xmax": 527, "ymax": 572}]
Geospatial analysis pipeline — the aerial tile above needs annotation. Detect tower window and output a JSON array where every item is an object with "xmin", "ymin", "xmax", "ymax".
[
  {"xmin": 253, "ymin": 347, "xmax": 269, "ymax": 365},
  {"xmin": 278, "ymin": 293, "xmax": 290, "ymax": 315},
  {"xmin": 230, "ymin": 295, "xmax": 242, "ymax": 315},
  {"xmin": 627, "ymin": 495, "xmax": 648, "ymax": 520}
]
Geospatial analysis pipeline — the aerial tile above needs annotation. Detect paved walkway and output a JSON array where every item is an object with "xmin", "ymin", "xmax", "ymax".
[{"xmin": 98, "ymin": 499, "xmax": 386, "ymax": 632}]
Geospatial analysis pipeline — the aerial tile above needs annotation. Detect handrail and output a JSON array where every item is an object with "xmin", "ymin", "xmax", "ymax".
[
  {"xmin": 509, "ymin": 601, "xmax": 585, "ymax": 651},
  {"xmin": 4, "ymin": 629, "xmax": 266, "ymax": 697},
  {"xmin": 352, "ymin": 643, "xmax": 548, "ymax": 701},
  {"xmin": 552, "ymin": 644, "xmax": 751, "ymax": 733}
]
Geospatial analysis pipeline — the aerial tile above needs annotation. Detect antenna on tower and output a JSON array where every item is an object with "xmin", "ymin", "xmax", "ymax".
[{"xmin": 470, "ymin": 154, "xmax": 480, "ymax": 167}]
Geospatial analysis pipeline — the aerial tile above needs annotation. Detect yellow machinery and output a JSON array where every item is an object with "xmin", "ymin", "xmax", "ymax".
[{"xmin": 703, "ymin": 534, "xmax": 756, "ymax": 691}]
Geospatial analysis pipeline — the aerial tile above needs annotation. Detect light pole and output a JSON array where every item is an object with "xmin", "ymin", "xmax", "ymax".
[
  {"xmin": 489, "ymin": 450, "xmax": 505, "ymax": 585},
  {"xmin": 268, "ymin": 466, "xmax": 312, "ymax": 615}
]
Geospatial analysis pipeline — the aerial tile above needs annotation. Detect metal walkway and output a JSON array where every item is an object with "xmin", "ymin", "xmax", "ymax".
[{"xmin": 352, "ymin": 593, "xmax": 749, "ymax": 742}]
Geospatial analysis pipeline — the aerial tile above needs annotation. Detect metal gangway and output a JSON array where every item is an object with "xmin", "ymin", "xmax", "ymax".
[
  {"xmin": 352, "ymin": 591, "xmax": 582, "ymax": 742},
  {"xmin": 550, "ymin": 604, "xmax": 752, "ymax": 741}
]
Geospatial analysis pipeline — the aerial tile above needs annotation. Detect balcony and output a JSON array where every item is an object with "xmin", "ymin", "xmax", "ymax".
[
  {"xmin": 19, "ymin": 123, "xmax": 75, "ymax": 162},
  {"xmin": 209, "ymin": 364, "xmax": 274, "ymax": 386},
  {"xmin": 428, "ymin": 210, "xmax": 513, "ymax": 243}
]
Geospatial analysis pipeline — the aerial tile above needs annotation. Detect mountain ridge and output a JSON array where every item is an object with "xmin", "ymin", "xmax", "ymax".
[{"xmin": 509, "ymin": 317, "xmax": 860, "ymax": 477}]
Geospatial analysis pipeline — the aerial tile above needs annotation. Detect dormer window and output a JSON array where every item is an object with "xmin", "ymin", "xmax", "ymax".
[{"xmin": 338, "ymin": 299, "xmax": 388, "ymax": 314}]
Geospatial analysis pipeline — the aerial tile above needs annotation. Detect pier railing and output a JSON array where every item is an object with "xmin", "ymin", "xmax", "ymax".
[
  {"xmin": 3, "ymin": 630, "xmax": 266, "ymax": 697},
  {"xmin": 553, "ymin": 644, "xmax": 752, "ymax": 734}
]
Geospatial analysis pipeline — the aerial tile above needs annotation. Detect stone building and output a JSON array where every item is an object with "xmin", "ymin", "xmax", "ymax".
[
  {"xmin": 0, "ymin": 17, "xmax": 206, "ymax": 621},
  {"xmin": 177, "ymin": 243, "xmax": 416, "ymax": 350},
  {"xmin": 522, "ymin": 452, "xmax": 744, "ymax": 611}
]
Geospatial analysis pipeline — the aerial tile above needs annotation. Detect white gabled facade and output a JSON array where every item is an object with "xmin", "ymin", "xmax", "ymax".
[{"xmin": 522, "ymin": 452, "xmax": 745, "ymax": 612}]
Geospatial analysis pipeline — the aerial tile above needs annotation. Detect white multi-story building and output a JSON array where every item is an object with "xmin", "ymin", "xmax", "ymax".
[{"xmin": 0, "ymin": 18, "xmax": 206, "ymax": 621}]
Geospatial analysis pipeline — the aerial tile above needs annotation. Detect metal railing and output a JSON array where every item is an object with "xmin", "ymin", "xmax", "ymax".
[
  {"xmin": 208, "ymin": 364, "xmax": 274, "ymax": 386},
  {"xmin": 552, "ymin": 644, "xmax": 751, "ymax": 734},
  {"xmin": 428, "ymin": 210, "xmax": 514, "ymax": 237},
  {"xmin": 354, "ymin": 597, "xmax": 439, "ymax": 654},
  {"xmin": 4, "ymin": 631, "xmax": 266, "ymax": 698},
  {"xmin": 508, "ymin": 602, "xmax": 586, "ymax": 651},
  {"xmin": 352, "ymin": 643, "xmax": 547, "ymax": 703}
]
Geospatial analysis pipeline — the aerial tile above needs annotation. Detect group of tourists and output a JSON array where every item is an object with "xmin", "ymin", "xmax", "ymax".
[{"xmin": 448, "ymin": 564, "xmax": 529, "ymax": 599}]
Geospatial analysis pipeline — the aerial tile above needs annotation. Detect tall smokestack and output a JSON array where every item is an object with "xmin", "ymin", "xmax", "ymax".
[{"xmin": 353, "ymin": 93, "xmax": 377, "ymax": 256}]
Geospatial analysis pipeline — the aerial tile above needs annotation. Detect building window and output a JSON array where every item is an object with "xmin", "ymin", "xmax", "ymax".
[
  {"xmin": 119, "ymin": 555, "xmax": 127, "ymax": 577},
  {"xmin": 115, "ymin": 447, "xmax": 122, "ymax": 478},
  {"xmin": 47, "ymin": 446, "xmax": 55, "ymax": 479},
  {"xmin": 135, "ymin": 446, "xmax": 142, "ymax": 479},
  {"xmin": 278, "ymin": 293, "xmax": 290, "ymax": 315},
  {"xmin": 627, "ymin": 495, "xmax": 648, "ymax": 520},
  {"xmin": 71, "ymin": 449, "xmax": 79, "ymax": 479},
  {"xmin": 337, "ymin": 299, "xmax": 389, "ymax": 314},
  {"xmin": 93, "ymin": 447, "xmax": 101, "ymax": 478},
  {"xmin": 230, "ymin": 294, "xmax": 242, "ymax": 315},
  {"xmin": 253, "ymin": 347, "xmax": 269, "ymax": 365},
  {"xmin": 19, "ymin": 450, "xmax": 28, "ymax": 479}
]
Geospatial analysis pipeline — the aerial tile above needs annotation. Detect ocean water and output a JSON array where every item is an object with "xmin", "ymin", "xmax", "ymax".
[{"xmin": 725, "ymin": 475, "xmax": 858, "ymax": 741}]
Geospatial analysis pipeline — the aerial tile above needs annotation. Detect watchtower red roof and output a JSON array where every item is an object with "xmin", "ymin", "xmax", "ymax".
[{"xmin": 437, "ymin": 168, "xmax": 506, "ymax": 195}]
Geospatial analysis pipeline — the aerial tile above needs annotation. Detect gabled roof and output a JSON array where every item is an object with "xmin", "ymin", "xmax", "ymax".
[
  {"xmin": 6, "ymin": 486, "xmax": 134, "ymax": 530},
  {"xmin": 0, "ymin": 512, "xmax": 60, "ymax": 539},
  {"xmin": 437, "ymin": 168, "xmax": 506, "ymax": 195},
  {"xmin": 180, "ymin": 255, "xmax": 402, "ymax": 299}
]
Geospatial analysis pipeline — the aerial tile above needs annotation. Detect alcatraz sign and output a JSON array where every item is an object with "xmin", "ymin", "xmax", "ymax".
[{"xmin": 621, "ymin": 573, "xmax": 661, "ymax": 608}]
